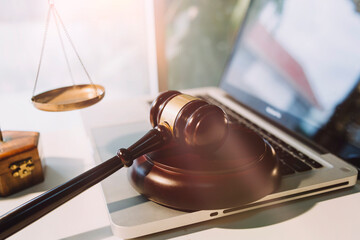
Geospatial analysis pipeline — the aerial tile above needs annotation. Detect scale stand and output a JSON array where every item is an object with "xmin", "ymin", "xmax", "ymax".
[{"xmin": 31, "ymin": 0, "xmax": 105, "ymax": 112}]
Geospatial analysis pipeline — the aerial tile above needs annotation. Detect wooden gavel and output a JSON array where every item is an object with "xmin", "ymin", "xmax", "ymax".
[{"xmin": 0, "ymin": 91, "xmax": 229, "ymax": 239}]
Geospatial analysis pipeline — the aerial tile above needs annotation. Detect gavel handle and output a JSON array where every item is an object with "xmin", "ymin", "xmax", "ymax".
[
  {"xmin": 0, "ymin": 126, "xmax": 171, "ymax": 239},
  {"xmin": 0, "ymin": 156, "xmax": 123, "ymax": 239}
]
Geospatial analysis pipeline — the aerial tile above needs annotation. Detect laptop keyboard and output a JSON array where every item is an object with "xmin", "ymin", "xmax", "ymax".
[{"xmin": 199, "ymin": 95, "xmax": 323, "ymax": 176}]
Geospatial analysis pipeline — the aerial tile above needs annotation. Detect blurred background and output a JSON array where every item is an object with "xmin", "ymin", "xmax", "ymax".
[
  {"xmin": 0, "ymin": 0, "xmax": 247, "ymax": 100},
  {"xmin": 0, "ymin": 0, "xmax": 150, "ymax": 100}
]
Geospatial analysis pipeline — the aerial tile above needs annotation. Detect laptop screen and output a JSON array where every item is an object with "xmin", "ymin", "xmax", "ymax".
[{"xmin": 220, "ymin": 0, "xmax": 360, "ymax": 162}]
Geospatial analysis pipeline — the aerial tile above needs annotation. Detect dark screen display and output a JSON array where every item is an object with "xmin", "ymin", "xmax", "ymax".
[{"xmin": 221, "ymin": 0, "xmax": 360, "ymax": 161}]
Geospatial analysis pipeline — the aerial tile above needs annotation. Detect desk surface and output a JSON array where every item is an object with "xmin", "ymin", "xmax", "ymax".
[{"xmin": 1, "ymin": 92, "xmax": 360, "ymax": 240}]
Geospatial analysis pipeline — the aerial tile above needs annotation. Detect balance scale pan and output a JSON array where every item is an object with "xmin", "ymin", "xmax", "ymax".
[{"xmin": 31, "ymin": 84, "xmax": 105, "ymax": 112}]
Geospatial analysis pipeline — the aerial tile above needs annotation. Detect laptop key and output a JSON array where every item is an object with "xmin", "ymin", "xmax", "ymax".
[
  {"xmin": 281, "ymin": 154, "xmax": 312, "ymax": 172},
  {"xmin": 293, "ymin": 151, "xmax": 323, "ymax": 169},
  {"xmin": 279, "ymin": 160, "xmax": 296, "ymax": 176},
  {"xmin": 300, "ymin": 155, "xmax": 323, "ymax": 168}
]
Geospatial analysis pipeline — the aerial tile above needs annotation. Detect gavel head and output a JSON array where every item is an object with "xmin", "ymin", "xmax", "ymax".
[{"xmin": 150, "ymin": 91, "xmax": 229, "ymax": 150}]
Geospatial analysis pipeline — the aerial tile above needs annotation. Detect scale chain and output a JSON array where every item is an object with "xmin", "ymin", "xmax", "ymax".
[
  {"xmin": 53, "ymin": 7, "xmax": 96, "ymax": 87},
  {"xmin": 32, "ymin": 1, "xmax": 96, "ymax": 98},
  {"xmin": 32, "ymin": 5, "xmax": 52, "ymax": 97},
  {"xmin": 52, "ymin": 6, "xmax": 76, "ymax": 86}
]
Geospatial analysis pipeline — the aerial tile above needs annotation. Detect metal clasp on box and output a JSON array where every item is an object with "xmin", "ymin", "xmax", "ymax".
[{"xmin": 9, "ymin": 158, "xmax": 35, "ymax": 178}]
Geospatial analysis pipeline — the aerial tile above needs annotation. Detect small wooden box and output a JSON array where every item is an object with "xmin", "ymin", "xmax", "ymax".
[{"xmin": 0, "ymin": 131, "xmax": 44, "ymax": 197}]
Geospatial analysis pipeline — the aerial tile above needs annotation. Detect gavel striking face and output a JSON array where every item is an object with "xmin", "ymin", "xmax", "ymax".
[{"xmin": 150, "ymin": 90, "xmax": 229, "ymax": 150}]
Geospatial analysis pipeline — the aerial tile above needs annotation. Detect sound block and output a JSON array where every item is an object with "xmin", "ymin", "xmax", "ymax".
[{"xmin": 128, "ymin": 124, "xmax": 280, "ymax": 211}]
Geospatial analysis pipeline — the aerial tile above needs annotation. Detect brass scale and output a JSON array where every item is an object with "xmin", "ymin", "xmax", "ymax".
[
  {"xmin": 31, "ymin": 0, "xmax": 105, "ymax": 112},
  {"xmin": 0, "ymin": 0, "xmax": 105, "ymax": 179}
]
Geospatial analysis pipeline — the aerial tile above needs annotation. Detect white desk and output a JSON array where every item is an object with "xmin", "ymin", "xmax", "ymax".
[{"xmin": 1, "ymin": 92, "xmax": 359, "ymax": 240}]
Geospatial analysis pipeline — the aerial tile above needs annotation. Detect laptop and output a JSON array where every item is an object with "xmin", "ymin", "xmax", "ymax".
[{"xmin": 81, "ymin": 0, "xmax": 359, "ymax": 238}]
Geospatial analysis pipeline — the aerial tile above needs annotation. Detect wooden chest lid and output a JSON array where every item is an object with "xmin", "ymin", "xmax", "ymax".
[{"xmin": 0, "ymin": 131, "xmax": 40, "ymax": 160}]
